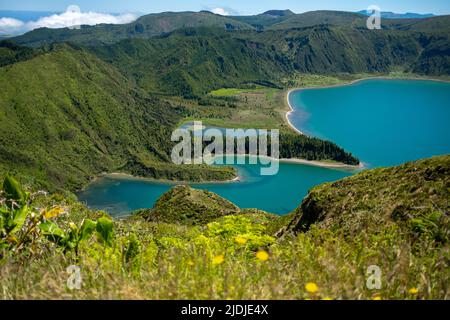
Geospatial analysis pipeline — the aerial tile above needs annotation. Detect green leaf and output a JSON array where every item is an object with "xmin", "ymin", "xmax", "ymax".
[
  {"xmin": 65, "ymin": 229, "xmax": 79, "ymax": 250},
  {"xmin": 9, "ymin": 205, "xmax": 29, "ymax": 234},
  {"xmin": 3, "ymin": 175, "xmax": 27, "ymax": 203},
  {"xmin": 96, "ymin": 217, "xmax": 114, "ymax": 246},
  {"xmin": 39, "ymin": 221, "xmax": 66, "ymax": 245},
  {"xmin": 79, "ymin": 219, "xmax": 96, "ymax": 241}
]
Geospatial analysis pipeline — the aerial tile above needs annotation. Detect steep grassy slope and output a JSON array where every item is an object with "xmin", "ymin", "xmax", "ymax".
[
  {"xmin": 0, "ymin": 44, "xmax": 236, "ymax": 190},
  {"xmin": 255, "ymin": 26, "xmax": 429, "ymax": 74},
  {"xmin": 11, "ymin": 11, "xmax": 253, "ymax": 47},
  {"xmin": 281, "ymin": 155, "xmax": 450, "ymax": 242},
  {"xmin": 89, "ymin": 29, "xmax": 292, "ymax": 98},
  {"xmin": 410, "ymin": 35, "xmax": 450, "ymax": 74}
]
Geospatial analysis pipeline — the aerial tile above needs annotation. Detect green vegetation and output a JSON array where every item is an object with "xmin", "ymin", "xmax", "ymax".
[
  {"xmin": 137, "ymin": 185, "xmax": 240, "ymax": 225},
  {"xmin": 1, "ymin": 10, "xmax": 449, "ymax": 301},
  {"xmin": 282, "ymin": 155, "xmax": 450, "ymax": 239},
  {"xmin": 0, "ymin": 40, "xmax": 40, "ymax": 67},
  {"xmin": 0, "ymin": 44, "xmax": 237, "ymax": 191},
  {"xmin": 11, "ymin": 11, "xmax": 254, "ymax": 47},
  {"xmin": 209, "ymin": 88, "xmax": 252, "ymax": 96},
  {"xmin": 1, "ymin": 155, "xmax": 449, "ymax": 299},
  {"xmin": 12, "ymin": 11, "xmax": 450, "ymax": 48},
  {"xmin": 229, "ymin": 10, "xmax": 295, "ymax": 30},
  {"xmin": 80, "ymin": 26, "xmax": 449, "ymax": 99},
  {"xmin": 279, "ymin": 132, "xmax": 359, "ymax": 164},
  {"xmin": 0, "ymin": 43, "xmax": 364, "ymax": 192}
]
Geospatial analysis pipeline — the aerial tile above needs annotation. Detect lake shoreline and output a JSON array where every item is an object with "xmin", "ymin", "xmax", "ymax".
[
  {"xmin": 100, "ymin": 172, "xmax": 242, "ymax": 185},
  {"xmin": 285, "ymin": 75, "xmax": 450, "ymax": 136},
  {"xmin": 87, "ymin": 154, "xmax": 361, "ymax": 189},
  {"xmin": 279, "ymin": 158, "xmax": 364, "ymax": 170}
]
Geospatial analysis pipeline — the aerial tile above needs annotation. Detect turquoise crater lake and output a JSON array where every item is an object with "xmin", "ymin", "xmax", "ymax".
[
  {"xmin": 78, "ymin": 79, "xmax": 450, "ymax": 216},
  {"xmin": 289, "ymin": 79, "xmax": 450, "ymax": 167}
]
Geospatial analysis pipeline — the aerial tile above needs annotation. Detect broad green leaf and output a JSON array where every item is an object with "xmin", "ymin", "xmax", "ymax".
[
  {"xmin": 65, "ymin": 229, "xmax": 79, "ymax": 250},
  {"xmin": 39, "ymin": 221, "xmax": 66, "ymax": 244},
  {"xmin": 9, "ymin": 205, "xmax": 29, "ymax": 234},
  {"xmin": 3, "ymin": 175, "xmax": 25, "ymax": 203},
  {"xmin": 96, "ymin": 217, "xmax": 114, "ymax": 246},
  {"xmin": 79, "ymin": 219, "xmax": 96, "ymax": 241}
]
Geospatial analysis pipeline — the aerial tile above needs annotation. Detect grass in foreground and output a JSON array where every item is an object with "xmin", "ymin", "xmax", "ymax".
[{"xmin": 1, "ymin": 167, "xmax": 448, "ymax": 300}]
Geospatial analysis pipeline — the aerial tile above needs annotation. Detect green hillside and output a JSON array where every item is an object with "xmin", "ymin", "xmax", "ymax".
[
  {"xmin": 0, "ymin": 44, "xmax": 235, "ymax": 190},
  {"xmin": 88, "ymin": 29, "xmax": 292, "ymax": 98},
  {"xmin": 86, "ymin": 26, "xmax": 449, "ymax": 99},
  {"xmin": 138, "ymin": 185, "xmax": 240, "ymax": 225},
  {"xmin": 281, "ymin": 155, "xmax": 450, "ymax": 240},
  {"xmin": 0, "ymin": 40, "xmax": 40, "ymax": 67},
  {"xmin": 8, "ymin": 11, "xmax": 450, "ymax": 88},
  {"xmin": 1, "ymin": 155, "xmax": 448, "ymax": 299},
  {"xmin": 0, "ymin": 42, "xmax": 364, "ymax": 192}
]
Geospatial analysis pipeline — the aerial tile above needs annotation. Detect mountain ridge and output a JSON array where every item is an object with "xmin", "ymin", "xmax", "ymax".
[{"xmin": 9, "ymin": 10, "xmax": 450, "ymax": 47}]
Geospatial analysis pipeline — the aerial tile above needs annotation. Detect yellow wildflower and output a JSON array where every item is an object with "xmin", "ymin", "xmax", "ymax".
[
  {"xmin": 322, "ymin": 297, "xmax": 333, "ymax": 300},
  {"xmin": 43, "ymin": 206, "xmax": 65, "ymax": 219},
  {"xmin": 305, "ymin": 282, "xmax": 319, "ymax": 294},
  {"xmin": 235, "ymin": 236, "xmax": 247, "ymax": 245},
  {"xmin": 212, "ymin": 255, "xmax": 224, "ymax": 265},
  {"xmin": 256, "ymin": 250, "xmax": 269, "ymax": 261},
  {"xmin": 372, "ymin": 295, "xmax": 382, "ymax": 300},
  {"xmin": 408, "ymin": 287, "xmax": 419, "ymax": 295},
  {"xmin": 69, "ymin": 222, "xmax": 77, "ymax": 230}
]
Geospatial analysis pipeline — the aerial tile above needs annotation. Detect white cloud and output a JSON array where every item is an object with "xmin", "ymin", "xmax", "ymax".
[
  {"xmin": 0, "ymin": 17, "xmax": 25, "ymax": 34},
  {"xmin": 0, "ymin": 6, "xmax": 138, "ymax": 36},
  {"xmin": 211, "ymin": 8, "xmax": 231, "ymax": 16}
]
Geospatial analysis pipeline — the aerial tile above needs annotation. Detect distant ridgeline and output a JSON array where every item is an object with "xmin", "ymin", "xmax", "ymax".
[{"xmin": 8, "ymin": 11, "xmax": 450, "ymax": 97}]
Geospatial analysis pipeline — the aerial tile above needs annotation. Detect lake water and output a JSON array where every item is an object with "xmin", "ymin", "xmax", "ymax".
[
  {"xmin": 289, "ymin": 79, "xmax": 450, "ymax": 167},
  {"xmin": 78, "ymin": 79, "xmax": 450, "ymax": 217}
]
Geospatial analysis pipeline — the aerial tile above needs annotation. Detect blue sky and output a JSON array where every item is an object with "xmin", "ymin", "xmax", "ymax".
[{"xmin": 1, "ymin": 0, "xmax": 449, "ymax": 15}]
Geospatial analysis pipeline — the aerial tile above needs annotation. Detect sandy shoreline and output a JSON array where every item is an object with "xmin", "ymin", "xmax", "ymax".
[
  {"xmin": 284, "ymin": 75, "xmax": 450, "ymax": 169},
  {"xmin": 279, "ymin": 158, "xmax": 364, "ymax": 170},
  {"xmin": 98, "ymin": 156, "xmax": 361, "ymax": 186},
  {"xmin": 285, "ymin": 75, "xmax": 450, "ymax": 137},
  {"xmin": 103, "ymin": 172, "xmax": 241, "ymax": 185}
]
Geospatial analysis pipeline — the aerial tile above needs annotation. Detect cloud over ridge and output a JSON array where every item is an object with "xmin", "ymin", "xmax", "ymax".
[{"xmin": 0, "ymin": 6, "xmax": 138, "ymax": 35}]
